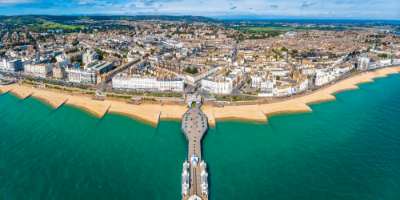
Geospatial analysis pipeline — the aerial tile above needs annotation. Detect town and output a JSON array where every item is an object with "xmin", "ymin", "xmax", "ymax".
[{"xmin": 1, "ymin": 16, "xmax": 400, "ymax": 105}]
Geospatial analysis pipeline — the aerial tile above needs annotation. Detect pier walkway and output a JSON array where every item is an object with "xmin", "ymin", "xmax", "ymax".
[{"xmin": 181, "ymin": 106, "xmax": 209, "ymax": 200}]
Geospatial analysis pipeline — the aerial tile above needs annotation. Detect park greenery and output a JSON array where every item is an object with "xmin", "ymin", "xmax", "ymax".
[
  {"xmin": 23, "ymin": 81, "xmax": 36, "ymax": 85},
  {"xmin": 106, "ymin": 94, "xmax": 131, "ymax": 99},
  {"xmin": 50, "ymin": 56, "xmax": 57, "ymax": 63},
  {"xmin": 143, "ymin": 98, "xmax": 156, "ymax": 101},
  {"xmin": 183, "ymin": 67, "xmax": 198, "ymax": 74},
  {"xmin": 378, "ymin": 53, "xmax": 391, "ymax": 58},
  {"xmin": 147, "ymin": 93, "xmax": 182, "ymax": 97},
  {"xmin": 350, "ymin": 69, "xmax": 360, "ymax": 74},
  {"xmin": 95, "ymin": 49, "xmax": 110, "ymax": 60},
  {"xmin": 113, "ymin": 91, "xmax": 143, "ymax": 96},
  {"xmin": 232, "ymin": 96, "xmax": 257, "ymax": 102}
]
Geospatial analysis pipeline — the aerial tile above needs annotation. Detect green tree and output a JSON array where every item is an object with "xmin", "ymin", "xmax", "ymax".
[
  {"xmin": 72, "ymin": 40, "xmax": 79, "ymax": 46},
  {"xmin": 50, "ymin": 56, "xmax": 57, "ymax": 63},
  {"xmin": 276, "ymin": 76, "xmax": 280, "ymax": 80},
  {"xmin": 183, "ymin": 67, "xmax": 198, "ymax": 74},
  {"xmin": 378, "ymin": 53, "xmax": 388, "ymax": 58}
]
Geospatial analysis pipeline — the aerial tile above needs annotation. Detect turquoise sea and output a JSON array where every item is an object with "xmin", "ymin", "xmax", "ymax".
[{"xmin": 1, "ymin": 73, "xmax": 400, "ymax": 200}]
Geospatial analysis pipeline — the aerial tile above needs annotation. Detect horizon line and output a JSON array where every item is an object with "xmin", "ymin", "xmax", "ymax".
[{"xmin": 1, "ymin": 14, "xmax": 400, "ymax": 22}]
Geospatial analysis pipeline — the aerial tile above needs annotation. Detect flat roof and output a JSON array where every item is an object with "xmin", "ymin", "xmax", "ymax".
[{"xmin": 86, "ymin": 61, "xmax": 112, "ymax": 72}]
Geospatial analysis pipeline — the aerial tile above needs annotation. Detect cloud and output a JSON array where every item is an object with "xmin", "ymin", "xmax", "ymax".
[
  {"xmin": 107, "ymin": 1, "xmax": 118, "ymax": 5},
  {"xmin": 0, "ymin": 0, "xmax": 37, "ymax": 3},
  {"xmin": 130, "ymin": 4, "xmax": 136, "ymax": 7},
  {"xmin": 229, "ymin": 3, "xmax": 232, "ymax": 5},
  {"xmin": 336, "ymin": 0, "xmax": 344, "ymax": 4},
  {"xmin": 270, "ymin": 5, "xmax": 278, "ymax": 8},
  {"xmin": 249, "ymin": 8, "xmax": 252, "ymax": 9},
  {"xmin": 76, "ymin": 1, "xmax": 96, "ymax": 7},
  {"xmin": 141, "ymin": 0, "xmax": 182, "ymax": 6},
  {"xmin": 0, "ymin": 0, "xmax": 38, "ymax": 7},
  {"xmin": 230, "ymin": 6, "xmax": 236, "ymax": 9},
  {"xmin": 301, "ymin": 1, "xmax": 317, "ymax": 8},
  {"xmin": 159, "ymin": 4, "xmax": 163, "ymax": 7}
]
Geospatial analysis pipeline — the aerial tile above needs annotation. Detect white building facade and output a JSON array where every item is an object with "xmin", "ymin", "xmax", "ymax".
[
  {"xmin": 358, "ymin": 56, "xmax": 370, "ymax": 70},
  {"xmin": 201, "ymin": 69, "xmax": 244, "ymax": 94},
  {"xmin": 0, "ymin": 59, "xmax": 24, "ymax": 72},
  {"xmin": 112, "ymin": 74, "xmax": 184, "ymax": 92},
  {"xmin": 66, "ymin": 67, "xmax": 82, "ymax": 83},
  {"xmin": 186, "ymin": 66, "xmax": 224, "ymax": 84},
  {"xmin": 24, "ymin": 63, "xmax": 53, "ymax": 77},
  {"xmin": 314, "ymin": 70, "xmax": 336, "ymax": 86},
  {"xmin": 56, "ymin": 54, "xmax": 70, "ymax": 67}
]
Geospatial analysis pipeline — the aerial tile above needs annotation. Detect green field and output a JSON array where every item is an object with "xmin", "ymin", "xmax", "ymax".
[
  {"xmin": 32, "ymin": 21, "xmax": 81, "ymax": 30},
  {"xmin": 238, "ymin": 26, "xmax": 294, "ymax": 31},
  {"xmin": 27, "ymin": 21, "xmax": 82, "ymax": 33}
]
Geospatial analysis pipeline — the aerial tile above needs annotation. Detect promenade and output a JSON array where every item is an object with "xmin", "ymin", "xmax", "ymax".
[{"xmin": 1, "ymin": 66, "xmax": 399, "ymax": 126}]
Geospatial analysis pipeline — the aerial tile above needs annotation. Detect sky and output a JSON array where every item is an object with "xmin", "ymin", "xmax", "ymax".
[{"xmin": 0, "ymin": 0, "xmax": 399, "ymax": 20}]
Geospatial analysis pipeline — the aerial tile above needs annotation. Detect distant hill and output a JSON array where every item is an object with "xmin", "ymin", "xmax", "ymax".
[{"xmin": 0, "ymin": 15, "xmax": 222, "ymax": 25}]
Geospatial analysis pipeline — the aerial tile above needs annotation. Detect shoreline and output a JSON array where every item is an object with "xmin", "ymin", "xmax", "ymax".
[
  {"xmin": 1, "ymin": 66, "xmax": 399, "ymax": 126},
  {"xmin": 31, "ymin": 96, "xmax": 59, "ymax": 109}
]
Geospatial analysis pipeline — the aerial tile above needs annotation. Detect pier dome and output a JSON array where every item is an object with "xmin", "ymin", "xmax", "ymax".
[
  {"xmin": 188, "ymin": 195, "xmax": 202, "ymax": 200},
  {"xmin": 191, "ymin": 154, "xmax": 199, "ymax": 165}
]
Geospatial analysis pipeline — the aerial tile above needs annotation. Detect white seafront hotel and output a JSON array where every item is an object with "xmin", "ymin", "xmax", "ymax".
[
  {"xmin": 314, "ymin": 70, "xmax": 335, "ymax": 86},
  {"xmin": 0, "ymin": 59, "xmax": 24, "ymax": 72},
  {"xmin": 66, "ymin": 67, "xmax": 82, "ymax": 83},
  {"xmin": 112, "ymin": 73, "xmax": 184, "ymax": 92},
  {"xmin": 201, "ymin": 69, "xmax": 244, "ymax": 94},
  {"xmin": 24, "ymin": 63, "xmax": 54, "ymax": 77}
]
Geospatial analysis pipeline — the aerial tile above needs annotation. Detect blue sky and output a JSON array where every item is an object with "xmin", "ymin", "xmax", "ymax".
[{"xmin": 0, "ymin": 0, "xmax": 399, "ymax": 20}]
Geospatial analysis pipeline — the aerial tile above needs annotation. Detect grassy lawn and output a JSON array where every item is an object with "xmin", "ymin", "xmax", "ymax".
[
  {"xmin": 30, "ymin": 21, "xmax": 81, "ymax": 30},
  {"xmin": 239, "ymin": 27, "xmax": 294, "ymax": 31},
  {"xmin": 365, "ymin": 42, "xmax": 381, "ymax": 46}
]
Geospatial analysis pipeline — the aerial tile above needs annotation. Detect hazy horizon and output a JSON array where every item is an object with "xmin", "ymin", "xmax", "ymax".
[{"xmin": 0, "ymin": 0, "xmax": 399, "ymax": 20}]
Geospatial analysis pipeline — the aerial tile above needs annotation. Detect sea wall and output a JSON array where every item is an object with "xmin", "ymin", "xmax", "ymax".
[{"xmin": 1, "ymin": 66, "xmax": 399, "ymax": 126}]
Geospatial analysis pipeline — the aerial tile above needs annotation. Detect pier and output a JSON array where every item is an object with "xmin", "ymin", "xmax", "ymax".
[{"xmin": 181, "ymin": 95, "xmax": 209, "ymax": 200}]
